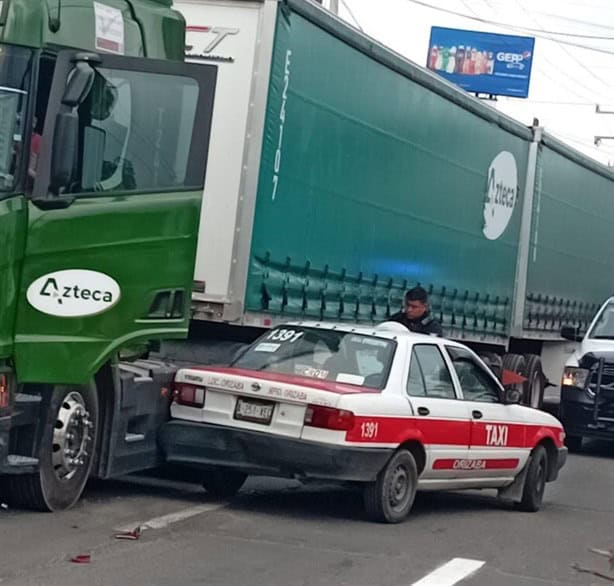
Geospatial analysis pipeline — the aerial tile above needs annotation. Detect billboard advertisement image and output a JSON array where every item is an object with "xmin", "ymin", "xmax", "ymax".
[{"xmin": 427, "ymin": 26, "xmax": 535, "ymax": 98}]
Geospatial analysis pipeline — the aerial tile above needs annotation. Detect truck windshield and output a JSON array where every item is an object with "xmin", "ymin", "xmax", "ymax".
[
  {"xmin": 231, "ymin": 327, "xmax": 396, "ymax": 389},
  {"xmin": 0, "ymin": 45, "xmax": 33, "ymax": 192},
  {"xmin": 588, "ymin": 301, "xmax": 614, "ymax": 339}
]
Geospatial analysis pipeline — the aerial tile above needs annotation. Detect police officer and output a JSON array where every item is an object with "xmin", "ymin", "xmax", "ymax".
[{"xmin": 388, "ymin": 286, "xmax": 442, "ymax": 337}]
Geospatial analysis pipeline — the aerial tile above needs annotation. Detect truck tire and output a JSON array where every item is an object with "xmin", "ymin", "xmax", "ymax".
[
  {"xmin": 202, "ymin": 469, "xmax": 247, "ymax": 498},
  {"xmin": 502, "ymin": 353, "xmax": 526, "ymax": 395},
  {"xmin": 3, "ymin": 384, "xmax": 98, "ymax": 511},
  {"xmin": 363, "ymin": 449, "xmax": 417, "ymax": 523},
  {"xmin": 479, "ymin": 352, "xmax": 503, "ymax": 379},
  {"xmin": 516, "ymin": 445, "xmax": 548, "ymax": 512},
  {"xmin": 522, "ymin": 355, "xmax": 545, "ymax": 410}
]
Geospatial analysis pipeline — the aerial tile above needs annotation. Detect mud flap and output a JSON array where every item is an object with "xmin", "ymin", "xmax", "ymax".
[{"xmin": 497, "ymin": 461, "xmax": 529, "ymax": 503}]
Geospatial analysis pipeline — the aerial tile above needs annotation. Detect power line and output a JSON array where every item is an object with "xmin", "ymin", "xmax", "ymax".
[
  {"xmin": 466, "ymin": 2, "xmax": 614, "ymax": 34},
  {"xmin": 404, "ymin": 0, "xmax": 614, "ymax": 54},
  {"xmin": 411, "ymin": 0, "xmax": 614, "ymax": 102},
  {"xmin": 339, "ymin": 0, "xmax": 364, "ymax": 31},
  {"xmin": 517, "ymin": 100, "xmax": 595, "ymax": 105},
  {"xmin": 511, "ymin": 0, "xmax": 614, "ymax": 96}
]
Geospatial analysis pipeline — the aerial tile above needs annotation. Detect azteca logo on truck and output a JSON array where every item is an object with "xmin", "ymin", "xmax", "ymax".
[
  {"xmin": 26, "ymin": 269, "xmax": 121, "ymax": 317},
  {"xmin": 483, "ymin": 151, "xmax": 518, "ymax": 240}
]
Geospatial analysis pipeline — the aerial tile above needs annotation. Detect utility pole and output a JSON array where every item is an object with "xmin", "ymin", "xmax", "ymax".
[{"xmin": 594, "ymin": 104, "xmax": 614, "ymax": 147}]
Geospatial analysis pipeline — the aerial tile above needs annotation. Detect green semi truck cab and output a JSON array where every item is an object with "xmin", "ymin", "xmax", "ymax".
[{"xmin": 0, "ymin": 0, "xmax": 217, "ymax": 510}]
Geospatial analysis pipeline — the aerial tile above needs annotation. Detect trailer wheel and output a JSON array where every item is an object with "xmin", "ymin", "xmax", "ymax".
[
  {"xmin": 363, "ymin": 449, "xmax": 417, "ymax": 523},
  {"xmin": 3, "ymin": 384, "xmax": 98, "ymax": 511},
  {"xmin": 479, "ymin": 352, "xmax": 503, "ymax": 379},
  {"xmin": 522, "ymin": 355, "xmax": 545, "ymax": 409},
  {"xmin": 202, "ymin": 469, "xmax": 247, "ymax": 498},
  {"xmin": 502, "ymin": 353, "xmax": 526, "ymax": 395}
]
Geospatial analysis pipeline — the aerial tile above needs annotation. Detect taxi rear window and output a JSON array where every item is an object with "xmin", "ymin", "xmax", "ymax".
[{"xmin": 231, "ymin": 327, "xmax": 396, "ymax": 388}]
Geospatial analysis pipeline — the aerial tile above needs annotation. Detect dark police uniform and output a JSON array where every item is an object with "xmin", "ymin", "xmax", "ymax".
[{"xmin": 388, "ymin": 311, "xmax": 443, "ymax": 337}]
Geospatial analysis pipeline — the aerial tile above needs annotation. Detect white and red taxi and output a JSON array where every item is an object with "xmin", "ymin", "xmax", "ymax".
[{"xmin": 160, "ymin": 322, "xmax": 567, "ymax": 523}]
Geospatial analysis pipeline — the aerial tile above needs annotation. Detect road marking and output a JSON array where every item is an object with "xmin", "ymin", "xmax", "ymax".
[
  {"xmin": 116, "ymin": 502, "xmax": 227, "ymax": 533},
  {"xmin": 411, "ymin": 558, "xmax": 485, "ymax": 586}
]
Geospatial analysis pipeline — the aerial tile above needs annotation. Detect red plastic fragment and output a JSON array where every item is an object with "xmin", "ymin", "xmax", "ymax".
[
  {"xmin": 70, "ymin": 554, "xmax": 91, "ymax": 564},
  {"xmin": 501, "ymin": 369, "xmax": 527, "ymax": 386}
]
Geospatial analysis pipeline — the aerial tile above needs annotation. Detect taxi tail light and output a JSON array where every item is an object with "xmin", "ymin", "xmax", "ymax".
[
  {"xmin": 304, "ymin": 404, "xmax": 355, "ymax": 431},
  {"xmin": 173, "ymin": 383, "xmax": 205, "ymax": 407}
]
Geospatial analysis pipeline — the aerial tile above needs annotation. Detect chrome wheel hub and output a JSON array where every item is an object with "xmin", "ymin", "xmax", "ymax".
[{"xmin": 52, "ymin": 392, "xmax": 93, "ymax": 481}]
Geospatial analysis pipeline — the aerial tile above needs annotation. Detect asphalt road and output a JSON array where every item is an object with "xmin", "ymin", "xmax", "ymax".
[{"xmin": 1, "ymin": 423, "xmax": 613, "ymax": 586}]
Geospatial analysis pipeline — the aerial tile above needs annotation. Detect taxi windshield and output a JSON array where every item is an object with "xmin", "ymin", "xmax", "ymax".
[
  {"xmin": 0, "ymin": 45, "xmax": 33, "ymax": 192},
  {"xmin": 231, "ymin": 326, "xmax": 396, "ymax": 388}
]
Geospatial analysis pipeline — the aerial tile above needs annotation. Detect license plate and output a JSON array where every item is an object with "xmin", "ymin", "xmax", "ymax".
[{"xmin": 234, "ymin": 398, "xmax": 275, "ymax": 424}]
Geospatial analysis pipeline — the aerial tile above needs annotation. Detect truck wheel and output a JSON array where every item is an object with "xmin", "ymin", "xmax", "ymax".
[
  {"xmin": 202, "ymin": 469, "xmax": 247, "ymax": 498},
  {"xmin": 3, "ymin": 384, "xmax": 98, "ymax": 511},
  {"xmin": 516, "ymin": 445, "xmax": 547, "ymax": 512},
  {"xmin": 502, "ymin": 353, "xmax": 526, "ymax": 397},
  {"xmin": 363, "ymin": 449, "xmax": 417, "ymax": 523},
  {"xmin": 479, "ymin": 352, "xmax": 503, "ymax": 379},
  {"xmin": 522, "ymin": 355, "xmax": 545, "ymax": 409},
  {"xmin": 565, "ymin": 435, "xmax": 583, "ymax": 453}
]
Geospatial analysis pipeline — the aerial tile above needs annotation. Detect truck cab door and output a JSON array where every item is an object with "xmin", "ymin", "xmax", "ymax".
[{"xmin": 14, "ymin": 51, "xmax": 217, "ymax": 384}]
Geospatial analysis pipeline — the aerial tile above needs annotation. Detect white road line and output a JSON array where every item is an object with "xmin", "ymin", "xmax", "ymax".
[
  {"xmin": 116, "ymin": 502, "xmax": 228, "ymax": 533},
  {"xmin": 411, "ymin": 558, "xmax": 486, "ymax": 586}
]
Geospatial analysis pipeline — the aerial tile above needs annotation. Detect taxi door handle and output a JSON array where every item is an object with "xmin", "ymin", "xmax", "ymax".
[
  {"xmin": 472, "ymin": 410, "xmax": 483, "ymax": 419},
  {"xmin": 417, "ymin": 407, "xmax": 430, "ymax": 416}
]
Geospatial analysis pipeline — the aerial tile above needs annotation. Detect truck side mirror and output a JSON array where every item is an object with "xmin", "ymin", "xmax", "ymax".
[
  {"xmin": 561, "ymin": 325, "xmax": 583, "ymax": 342},
  {"xmin": 61, "ymin": 61, "xmax": 96, "ymax": 107},
  {"xmin": 49, "ymin": 111, "xmax": 78, "ymax": 193},
  {"xmin": 48, "ymin": 59, "xmax": 98, "ymax": 195}
]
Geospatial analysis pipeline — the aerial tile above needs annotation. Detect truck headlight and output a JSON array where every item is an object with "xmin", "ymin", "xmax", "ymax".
[{"xmin": 561, "ymin": 367, "xmax": 589, "ymax": 388}]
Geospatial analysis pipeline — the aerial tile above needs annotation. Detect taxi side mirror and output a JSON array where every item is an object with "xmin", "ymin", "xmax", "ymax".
[{"xmin": 501, "ymin": 387, "xmax": 522, "ymax": 405}]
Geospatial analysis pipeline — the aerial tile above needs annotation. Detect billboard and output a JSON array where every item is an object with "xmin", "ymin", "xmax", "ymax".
[{"xmin": 427, "ymin": 26, "xmax": 535, "ymax": 98}]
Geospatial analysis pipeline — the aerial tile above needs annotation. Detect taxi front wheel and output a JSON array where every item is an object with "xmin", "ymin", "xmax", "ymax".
[
  {"xmin": 516, "ymin": 445, "xmax": 548, "ymax": 512},
  {"xmin": 364, "ymin": 449, "xmax": 417, "ymax": 523}
]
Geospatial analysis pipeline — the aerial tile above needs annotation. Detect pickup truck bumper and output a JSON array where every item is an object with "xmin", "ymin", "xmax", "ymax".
[
  {"xmin": 159, "ymin": 420, "xmax": 392, "ymax": 482},
  {"xmin": 560, "ymin": 385, "xmax": 614, "ymax": 441}
]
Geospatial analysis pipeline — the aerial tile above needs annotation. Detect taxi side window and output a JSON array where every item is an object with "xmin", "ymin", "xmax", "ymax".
[
  {"xmin": 407, "ymin": 345, "xmax": 456, "ymax": 399},
  {"xmin": 446, "ymin": 346, "xmax": 501, "ymax": 403}
]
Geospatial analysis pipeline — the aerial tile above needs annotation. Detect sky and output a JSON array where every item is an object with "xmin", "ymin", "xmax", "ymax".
[{"xmin": 327, "ymin": 0, "xmax": 614, "ymax": 166}]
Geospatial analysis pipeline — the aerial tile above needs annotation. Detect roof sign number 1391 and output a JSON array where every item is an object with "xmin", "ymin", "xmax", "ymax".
[{"xmin": 266, "ymin": 329, "xmax": 304, "ymax": 343}]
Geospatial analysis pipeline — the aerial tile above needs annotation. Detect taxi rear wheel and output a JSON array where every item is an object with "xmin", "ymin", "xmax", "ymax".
[
  {"xmin": 364, "ymin": 449, "xmax": 417, "ymax": 523},
  {"xmin": 516, "ymin": 445, "xmax": 547, "ymax": 512}
]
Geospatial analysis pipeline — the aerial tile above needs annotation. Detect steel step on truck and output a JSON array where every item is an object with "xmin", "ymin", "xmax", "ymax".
[{"xmin": 0, "ymin": 0, "xmax": 610, "ymax": 511}]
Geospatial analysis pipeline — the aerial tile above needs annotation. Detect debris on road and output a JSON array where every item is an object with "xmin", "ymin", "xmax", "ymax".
[
  {"xmin": 572, "ymin": 547, "xmax": 614, "ymax": 582},
  {"xmin": 69, "ymin": 554, "xmax": 91, "ymax": 564},
  {"xmin": 114, "ymin": 527, "xmax": 141, "ymax": 540},
  {"xmin": 589, "ymin": 547, "xmax": 614, "ymax": 571}
]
